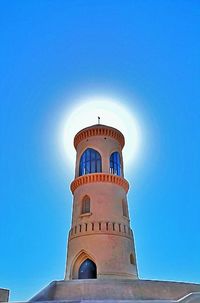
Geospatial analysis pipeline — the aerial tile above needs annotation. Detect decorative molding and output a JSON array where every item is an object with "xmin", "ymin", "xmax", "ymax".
[
  {"xmin": 69, "ymin": 221, "xmax": 133, "ymax": 241},
  {"xmin": 74, "ymin": 125, "xmax": 125, "ymax": 149},
  {"xmin": 70, "ymin": 173, "xmax": 129, "ymax": 193}
]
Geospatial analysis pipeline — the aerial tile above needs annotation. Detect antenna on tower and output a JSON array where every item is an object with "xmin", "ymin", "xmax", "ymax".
[{"xmin": 98, "ymin": 116, "xmax": 100, "ymax": 124}]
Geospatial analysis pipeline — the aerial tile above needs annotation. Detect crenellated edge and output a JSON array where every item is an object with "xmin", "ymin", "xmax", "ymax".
[
  {"xmin": 70, "ymin": 173, "xmax": 129, "ymax": 194},
  {"xmin": 69, "ymin": 221, "xmax": 133, "ymax": 241}
]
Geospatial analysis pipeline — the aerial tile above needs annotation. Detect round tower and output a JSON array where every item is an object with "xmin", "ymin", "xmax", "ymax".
[{"xmin": 65, "ymin": 124, "xmax": 138, "ymax": 280}]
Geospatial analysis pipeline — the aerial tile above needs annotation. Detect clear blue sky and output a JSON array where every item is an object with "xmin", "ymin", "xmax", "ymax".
[{"xmin": 0, "ymin": 1, "xmax": 200, "ymax": 301}]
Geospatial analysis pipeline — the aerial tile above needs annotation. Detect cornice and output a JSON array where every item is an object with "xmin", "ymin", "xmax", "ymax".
[
  {"xmin": 74, "ymin": 124, "xmax": 125, "ymax": 149},
  {"xmin": 70, "ymin": 173, "xmax": 129, "ymax": 194}
]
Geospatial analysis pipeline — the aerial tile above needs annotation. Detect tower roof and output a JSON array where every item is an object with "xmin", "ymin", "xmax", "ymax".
[{"xmin": 74, "ymin": 124, "xmax": 125, "ymax": 149}]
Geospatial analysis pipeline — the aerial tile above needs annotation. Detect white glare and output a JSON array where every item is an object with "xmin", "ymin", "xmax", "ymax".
[{"xmin": 59, "ymin": 95, "xmax": 142, "ymax": 171}]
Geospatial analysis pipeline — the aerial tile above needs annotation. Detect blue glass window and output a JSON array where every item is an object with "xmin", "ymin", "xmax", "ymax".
[
  {"xmin": 110, "ymin": 152, "xmax": 121, "ymax": 176},
  {"xmin": 79, "ymin": 148, "xmax": 102, "ymax": 176},
  {"xmin": 78, "ymin": 259, "xmax": 97, "ymax": 279}
]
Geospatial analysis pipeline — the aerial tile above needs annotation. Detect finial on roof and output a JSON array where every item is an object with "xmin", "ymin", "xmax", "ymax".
[{"xmin": 98, "ymin": 116, "xmax": 100, "ymax": 124}]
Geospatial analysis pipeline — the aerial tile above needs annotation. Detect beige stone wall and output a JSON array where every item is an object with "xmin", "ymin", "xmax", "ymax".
[
  {"xmin": 66, "ymin": 234, "xmax": 137, "ymax": 280},
  {"xmin": 30, "ymin": 279, "xmax": 200, "ymax": 302},
  {"xmin": 72, "ymin": 182, "xmax": 128, "ymax": 225}
]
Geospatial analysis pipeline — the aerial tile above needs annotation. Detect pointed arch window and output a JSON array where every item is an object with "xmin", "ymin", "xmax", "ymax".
[
  {"xmin": 122, "ymin": 199, "xmax": 128, "ymax": 217},
  {"xmin": 110, "ymin": 152, "xmax": 121, "ymax": 176},
  {"xmin": 79, "ymin": 148, "xmax": 102, "ymax": 176},
  {"xmin": 130, "ymin": 253, "xmax": 135, "ymax": 265},
  {"xmin": 82, "ymin": 195, "xmax": 90, "ymax": 214}
]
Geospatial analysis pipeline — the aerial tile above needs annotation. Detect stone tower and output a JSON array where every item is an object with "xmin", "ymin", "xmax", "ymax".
[
  {"xmin": 65, "ymin": 124, "xmax": 138, "ymax": 280},
  {"xmin": 29, "ymin": 123, "xmax": 200, "ymax": 303}
]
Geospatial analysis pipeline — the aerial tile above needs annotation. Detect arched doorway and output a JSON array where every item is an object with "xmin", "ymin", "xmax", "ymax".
[{"xmin": 78, "ymin": 258, "xmax": 97, "ymax": 279}]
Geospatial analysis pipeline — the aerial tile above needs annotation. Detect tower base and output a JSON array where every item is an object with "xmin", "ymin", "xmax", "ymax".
[{"xmin": 29, "ymin": 279, "xmax": 200, "ymax": 303}]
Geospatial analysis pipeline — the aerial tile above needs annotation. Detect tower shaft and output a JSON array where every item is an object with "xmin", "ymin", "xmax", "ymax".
[{"xmin": 65, "ymin": 125, "xmax": 137, "ymax": 280}]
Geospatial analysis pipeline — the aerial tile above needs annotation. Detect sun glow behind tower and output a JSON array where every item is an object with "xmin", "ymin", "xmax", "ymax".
[{"xmin": 59, "ymin": 95, "xmax": 143, "ymax": 172}]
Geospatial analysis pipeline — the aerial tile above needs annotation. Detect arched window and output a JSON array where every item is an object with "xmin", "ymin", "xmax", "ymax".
[
  {"xmin": 122, "ymin": 199, "xmax": 128, "ymax": 217},
  {"xmin": 110, "ymin": 152, "xmax": 121, "ymax": 176},
  {"xmin": 78, "ymin": 258, "xmax": 97, "ymax": 279},
  {"xmin": 79, "ymin": 148, "xmax": 102, "ymax": 176},
  {"xmin": 82, "ymin": 195, "xmax": 90, "ymax": 214},
  {"xmin": 130, "ymin": 253, "xmax": 135, "ymax": 265}
]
